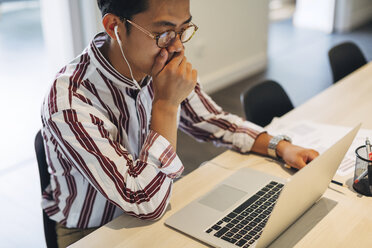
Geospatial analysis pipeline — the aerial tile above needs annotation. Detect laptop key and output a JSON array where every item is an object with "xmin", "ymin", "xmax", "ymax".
[
  {"xmin": 228, "ymin": 212, "xmax": 237, "ymax": 218},
  {"xmin": 239, "ymin": 229, "xmax": 248, "ymax": 235},
  {"xmin": 226, "ymin": 223, "xmax": 234, "ymax": 228},
  {"xmin": 243, "ymin": 225, "xmax": 253, "ymax": 231},
  {"xmin": 214, "ymin": 227, "xmax": 229, "ymax": 237},
  {"xmin": 221, "ymin": 236, "xmax": 233, "ymax": 243},
  {"xmin": 231, "ymin": 219, "xmax": 239, "ymax": 224},
  {"xmin": 268, "ymin": 198, "xmax": 276, "ymax": 203},
  {"xmin": 231, "ymin": 227, "xmax": 239, "ymax": 233},
  {"xmin": 261, "ymin": 187, "xmax": 269, "ymax": 192},
  {"xmin": 254, "ymin": 209, "xmax": 263, "ymax": 213},
  {"xmin": 253, "ymin": 217, "xmax": 262, "ymax": 223},
  {"xmin": 244, "ymin": 216, "xmax": 254, "ymax": 221},
  {"xmin": 235, "ymin": 224, "xmax": 244, "ymax": 229},
  {"xmin": 230, "ymin": 238, "xmax": 238, "ymax": 244},
  {"xmin": 250, "ymin": 212, "xmax": 258, "ymax": 217},
  {"xmin": 263, "ymin": 210, "xmax": 271, "ymax": 215},
  {"xmin": 258, "ymin": 205, "xmax": 267, "ymax": 210},
  {"xmin": 234, "ymin": 234, "xmax": 243, "ymax": 239},
  {"xmin": 240, "ymin": 220, "xmax": 249, "ymax": 225},
  {"xmin": 225, "ymin": 232, "xmax": 234, "ymax": 237},
  {"xmin": 212, "ymin": 225, "xmax": 221, "ymax": 230},
  {"xmin": 259, "ymin": 214, "xmax": 267, "ymax": 219},
  {"xmin": 248, "ymin": 230, "xmax": 257, "ymax": 236},
  {"xmin": 233, "ymin": 195, "xmax": 259, "ymax": 214},
  {"xmin": 223, "ymin": 217, "xmax": 231, "ymax": 222},
  {"xmin": 254, "ymin": 226, "xmax": 262, "ymax": 232},
  {"xmin": 258, "ymin": 223, "xmax": 266, "ymax": 228},
  {"xmin": 236, "ymin": 215, "xmax": 244, "ymax": 220},
  {"xmin": 248, "ymin": 221, "xmax": 258, "ymax": 227},
  {"xmin": 217, "ymin": 221, "xmax": 223, "ymax": 225},
  {"xmin": 256, "ymin": 190, "xmax": 265, "ymax": 196},
  {"xmin": 236, "ymin": 239, "xmax": 248, "ymax": 247},
  {"xmin": 206, "ymin": 228, "xmax": 213, "ymax": 233},
  {"xmin": 244, "ymin": 234, "xmax": 253, "ymax": 240}
]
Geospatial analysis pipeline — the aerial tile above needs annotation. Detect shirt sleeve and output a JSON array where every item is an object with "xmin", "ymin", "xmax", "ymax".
[
  {"xmin": 180, "ymin": 83, "xmax": 266, "ymax": 153},
  {"xmin": 45, "ymin": 105, "xmax": 183, "ymax": 220}
]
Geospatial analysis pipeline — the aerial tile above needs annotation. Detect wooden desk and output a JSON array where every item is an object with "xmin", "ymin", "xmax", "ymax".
[{"xmin": 70, "ymin": 63, "xmax": 372, "ymax": 248}]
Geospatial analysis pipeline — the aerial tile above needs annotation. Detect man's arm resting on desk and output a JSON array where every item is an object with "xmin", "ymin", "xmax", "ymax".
[{"xmin": 251, "ymin": 132, "xmax": 319, "ymax": 170}]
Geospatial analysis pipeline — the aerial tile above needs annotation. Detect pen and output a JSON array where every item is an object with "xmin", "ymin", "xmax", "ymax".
[
  {"xmin": 365, "ymin": 138, "xmax": 372, "ymax": 192},
  {"xmin": 354, "ymin": 169, "xmax": 368, "ymax": 184}
]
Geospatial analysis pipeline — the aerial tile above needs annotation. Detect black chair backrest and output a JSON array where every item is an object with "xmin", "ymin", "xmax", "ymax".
[
  {"xmin": 240, "ymin": 80, "xmax": 294, "ymax": 127},
  {"xmin": 34, "ymin": 130, "xmax": 58, "ymax": 248},
  {"xmin": 328, "ymin": 41, "xmax": 367, "ymax": 83}
]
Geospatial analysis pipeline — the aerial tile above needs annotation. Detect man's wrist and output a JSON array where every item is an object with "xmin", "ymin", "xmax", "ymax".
[
  {"xmin": 276, "ymin": 140, "xmax": 292, "ymax": 159},
  {"xmin": 267, "ymin": 135, "xmax": 292, "ymax": 159},
  {"xmin": 152, "ymin": 100, "xmax": 179, "ymax": 115}
]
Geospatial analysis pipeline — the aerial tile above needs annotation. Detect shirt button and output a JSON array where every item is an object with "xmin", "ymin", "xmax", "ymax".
[{"xmin": 128, "ymin": 154, "xmax": 133, "ymax": 160}]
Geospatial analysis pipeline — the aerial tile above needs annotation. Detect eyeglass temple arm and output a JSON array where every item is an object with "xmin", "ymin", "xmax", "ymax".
[{"xmin": 126, "ymin": 19, "xmax": 156, "ymax": 39}]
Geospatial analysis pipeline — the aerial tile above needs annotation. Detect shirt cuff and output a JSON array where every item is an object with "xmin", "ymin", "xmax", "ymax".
[
  {"xmin": 141, "ymin": 130, "xmax": 184, "ymax": 179},
  {"xmin": 233, "ymin": 121, "xmax": 266, "ymax": 153}
]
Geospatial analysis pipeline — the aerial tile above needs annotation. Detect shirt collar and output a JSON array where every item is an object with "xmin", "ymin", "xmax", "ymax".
[{"xmin": 88, "ymin": 32, "xmax": 150, "ymax": 89}]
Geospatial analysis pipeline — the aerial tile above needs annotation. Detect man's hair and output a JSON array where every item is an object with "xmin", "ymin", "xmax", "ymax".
[{"xmin": 97, "ymin": 0, "xmax": 149, "ymax": 33}]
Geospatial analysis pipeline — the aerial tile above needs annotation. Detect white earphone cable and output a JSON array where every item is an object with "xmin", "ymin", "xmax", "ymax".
[{"xmin": 114, "ymin": 25, "xmax": 141, "ymax": 90}]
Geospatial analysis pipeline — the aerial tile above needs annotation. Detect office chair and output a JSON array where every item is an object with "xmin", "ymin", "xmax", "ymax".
[
  {"xmin": 34, "ymin": 130, "xmax": 58, "ymax": 248},
  {"xmin": 328, "ymin": 41, "xmax": 367, "ymax": 83},
  {"xmin": 240, "ymin": 80, "xmax": 294, "ymax": 127}
]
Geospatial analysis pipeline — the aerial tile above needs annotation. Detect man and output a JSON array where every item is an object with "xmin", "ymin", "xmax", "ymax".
[{"xmin": 41, "ymin": 0, "xmax": 319, "ymax": 246}]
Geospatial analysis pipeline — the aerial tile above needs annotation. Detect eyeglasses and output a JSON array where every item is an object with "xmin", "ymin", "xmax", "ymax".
[{"xmin": 126, "ymin": 19, "xmax": 198, "ymax": 48}]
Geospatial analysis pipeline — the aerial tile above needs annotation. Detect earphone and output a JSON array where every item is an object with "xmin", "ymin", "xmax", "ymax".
[{"xmin": 114, "ymin": 25, "xmax": 141, "ymax": 90}]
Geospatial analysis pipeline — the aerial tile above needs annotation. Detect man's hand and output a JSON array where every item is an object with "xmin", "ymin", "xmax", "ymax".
[
  {"xmin": 277, "ymin": 141, "xmax": 319, "ymax": 170},
  {"xmin": 149, "ymin": 48, "xmax": 198, "ymax": 150},
  {"xmin": 151, "ymin": 48, "xmax": 197, "ymax": 107}
]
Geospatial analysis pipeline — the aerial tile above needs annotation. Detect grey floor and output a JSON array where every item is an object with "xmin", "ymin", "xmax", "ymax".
[{"xmin": 0, "ymin": 3, "xmax": 371, "ymax": 248}]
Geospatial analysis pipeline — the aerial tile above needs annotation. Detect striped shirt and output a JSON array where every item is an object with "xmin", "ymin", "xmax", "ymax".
[{"xmin": 40, "ymin": 32, "xmax": 265, "ymax": 228}]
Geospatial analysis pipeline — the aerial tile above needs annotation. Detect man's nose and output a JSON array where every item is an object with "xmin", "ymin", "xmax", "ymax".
[{"xmin": 166, "ymin": 35, "xmax": 184, "ymax": 54}]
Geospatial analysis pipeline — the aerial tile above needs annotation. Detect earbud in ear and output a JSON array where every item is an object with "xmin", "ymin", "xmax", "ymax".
[{"xmin": 114, "ymin": 25, "xmax": 119, "ymax": 38}]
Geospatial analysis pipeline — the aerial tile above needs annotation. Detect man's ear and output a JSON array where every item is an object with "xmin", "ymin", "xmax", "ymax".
[{"xmin": 102, "ymin": 13, "xmax": 124, "ymax": 40}]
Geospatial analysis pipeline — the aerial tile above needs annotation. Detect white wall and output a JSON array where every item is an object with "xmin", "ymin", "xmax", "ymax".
[
  {"xmin": 40, "ymin": 0, "xmax": 75, "ymax": 79},
  {"xmin": 293, "ymin": 0, "xmax": 372, "ymax": 34},
  {"xmin": 41, "ymin": 0, "xmax": 269, "ymax": 93},
  {"xmin": 188, "ymin": 0, "xmax": 269, "ymax": 93},
  {"xmin": 293, "ymin": 0, "xmax": 336, "ymax": 33},
  {"xmin": 334, "ymin": 0, "xmax": 372, "ymax": 33}
]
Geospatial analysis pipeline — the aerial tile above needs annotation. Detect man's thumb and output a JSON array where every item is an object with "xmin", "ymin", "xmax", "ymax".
[{"xmin": 151, "ymin": 49, "xmax": 168, "ymax": 76}]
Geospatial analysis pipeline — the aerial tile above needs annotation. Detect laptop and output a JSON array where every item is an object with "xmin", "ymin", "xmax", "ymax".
[{"xmin": 165, "ymin": 124, "xmax": 361, "ymax": 248}]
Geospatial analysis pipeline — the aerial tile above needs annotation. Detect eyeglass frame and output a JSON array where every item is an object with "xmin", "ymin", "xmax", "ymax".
[{"xmin": 124, "ymin": 19, "xmax": 198, "ymax": 48}]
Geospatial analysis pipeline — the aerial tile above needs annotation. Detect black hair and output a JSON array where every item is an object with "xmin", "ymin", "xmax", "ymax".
[{"xmin": 97, "ymin": 0, "xmax": 149, "ymax": 33}]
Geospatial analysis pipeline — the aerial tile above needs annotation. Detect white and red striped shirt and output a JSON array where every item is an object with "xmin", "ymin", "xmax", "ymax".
[{"xmin": 41, "ymin": 33, "xmax": 265, "ymax": 228}]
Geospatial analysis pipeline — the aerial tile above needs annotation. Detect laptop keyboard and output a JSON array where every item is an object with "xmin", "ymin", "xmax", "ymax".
[{"xmin": 205, "ymin": 181, "xmax": 284, "ymax": 247}]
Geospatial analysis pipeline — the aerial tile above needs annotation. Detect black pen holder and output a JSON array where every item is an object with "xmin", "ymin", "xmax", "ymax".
[{"xmin": 353, "ymin": 145, "xmax": 372, "ymax": 196}]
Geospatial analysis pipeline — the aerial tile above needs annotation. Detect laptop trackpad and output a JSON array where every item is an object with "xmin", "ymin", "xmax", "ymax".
[{"xmin": 198, "ymin": 184, "xmax": 247, "ymax": 212}]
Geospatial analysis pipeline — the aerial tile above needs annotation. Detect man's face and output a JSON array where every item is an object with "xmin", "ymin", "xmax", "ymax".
[{"xmin": 118, "ymin": 0, "xmax": 192, "ymax": 77}]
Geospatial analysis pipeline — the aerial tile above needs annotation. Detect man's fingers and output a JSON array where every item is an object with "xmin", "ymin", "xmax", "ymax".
[
  {"xmin": 151, "ymin": 49, "xmax": 168, "ymax": 76},
  {"xmin": 178, "ymin": 56, "xmax": 187, "ymax": 75},
  {"xmin": 308, "ymin": 150, "xmax": 320, "ymax": 161},
  {"xmin": 167, "ymin": 50, "xmax": 185, "ymax": 68},
  {"xmin": 192, "ymin": 69, "xmax": 198, "ymax": 83}
]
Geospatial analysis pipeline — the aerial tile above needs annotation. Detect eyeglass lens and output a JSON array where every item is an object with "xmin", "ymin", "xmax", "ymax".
[{"xmin": 157, "ymin": 25, "xmax": 196, "ymax": 48}]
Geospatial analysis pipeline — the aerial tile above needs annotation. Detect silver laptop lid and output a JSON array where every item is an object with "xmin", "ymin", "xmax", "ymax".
[{"xmin": 256, "ymin": 123, "xmax": 361, "ymax": 248}]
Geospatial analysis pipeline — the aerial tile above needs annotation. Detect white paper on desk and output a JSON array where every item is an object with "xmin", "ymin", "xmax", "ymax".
[{"xmin": 266, "ymin": 119, "xmax": 372, "ymax": 176}]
